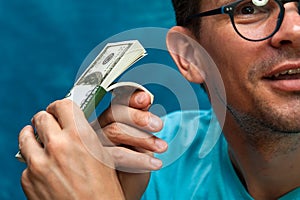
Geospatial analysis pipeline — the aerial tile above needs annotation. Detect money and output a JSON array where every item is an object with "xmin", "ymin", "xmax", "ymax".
[
  {"xmin": 16, "ymin": 40, "xmax": 152, "ymax": 162},
  {"xmin": 66, "ymin": 40, "xmax": 148, "ymax": 117}
]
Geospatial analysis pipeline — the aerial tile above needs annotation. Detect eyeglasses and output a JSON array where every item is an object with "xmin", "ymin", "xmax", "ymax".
[{"xmin": 185, "ymin": 0, "xmax": 300, "ymax": 42}]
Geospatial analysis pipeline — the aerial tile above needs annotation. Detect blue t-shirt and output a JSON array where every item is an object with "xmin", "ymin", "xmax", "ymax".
[{"xmin": 142, "ymin": 110, "xmax": 300, "ymax": 200}]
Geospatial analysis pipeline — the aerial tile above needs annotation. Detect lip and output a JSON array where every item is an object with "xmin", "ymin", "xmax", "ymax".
[
  {"xmin": 264, "ymin": 79, "xmax": 300, "ymax": 92},
  {"xmin": 263, "ymin": 62, "xmax": 300, "ymax": 92}
]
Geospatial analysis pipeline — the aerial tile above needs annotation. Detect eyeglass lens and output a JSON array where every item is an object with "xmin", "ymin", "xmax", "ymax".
[{"xmin": 231, "ymin": 0, "xmax": 281, "ymax": 41}]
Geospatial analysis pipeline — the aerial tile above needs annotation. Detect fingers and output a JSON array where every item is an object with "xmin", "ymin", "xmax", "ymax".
[
  {"xmin": 92, "ymin": 89, "xmax": 167, "ymax": 172},
  {"xmin": 22, "ymin": 95, "xmax": 165, "ymax": 177},
  {"xmin": 45, "ymin": 99, "xmax": 94, "ymax": 139},
  {"xmin": 99, "ymin": 90, "xmax": 152, "ymax": 127},
  {"xmin": 46, "ymin": 99, "xmax": 84, "ymax": 130},
  {"xmin": 101, "ymin": 122, "xmax": 167, "ymax": 153},
  {"xmin": 21, "ymin": 169, "xmax": 41, "ymax": 200},
  {"xmin": 106, "ymin": 147, "xmax": 163, "ymax": 173},
  {"xmin": 112, "ymin": 90, "xmax": 152, "ymax": 110},
  {"xmin": 18, "ymin": 125, "xmax": 44, "ymax": 164},
  {"xmin": 98, "ymin": 104, "xmax": 163, "ymax": 133},
  {"xmin": 31, "ymin": 111, "xmax": 62, "ymax": 144}
]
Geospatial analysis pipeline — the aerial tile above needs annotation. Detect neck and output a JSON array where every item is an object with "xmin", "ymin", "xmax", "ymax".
[{"xmin": 224, "ymin": 116, "xmax": 300, "ymax": 199}]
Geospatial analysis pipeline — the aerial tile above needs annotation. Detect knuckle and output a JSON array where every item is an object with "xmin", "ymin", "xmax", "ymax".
[
  {"xmin": 18, "ymin": 131, "xmax": 30, "ymax": 150},
  {"xmin": 46, "ymin": 139, "xmax": 66, "ymax": 154},
  {"xmin": 21, "ymin": 169, "xmax": 28, "ymax": 180},
  {"xmin": 45, "ymin": 140, "xmax": 59, "ymax": 153},
  {"xmin": 146, "ymin": 136, "xmax": 157, "ymax": 147},
  {"xmin": 27, "ymin": 155, "xmax": 47, "ymax": 176},
  {"xmin": 21, "ymin": 169, "xmax": 30, "ymax": 187},
  {"xmin": 33, "ymin": 111, "xmax": 52, "ymax": 126},
  {"xmin": 44, "ymin": 140, "xmax": 72, "ymax": 165},
  {"xmin": 111, "ymin": 148, "xmax": 126, "ymax": 166},
  {"xmin": 104, "ymin": 123, "xmax": 122, "ymax": 140},
  {"xmin": 132, "ymin": 111, "xmax": 151, "ymax": 127},
  {"xmin": 49, "ymin": 99, "xmax": 73, "ymax": 112}
]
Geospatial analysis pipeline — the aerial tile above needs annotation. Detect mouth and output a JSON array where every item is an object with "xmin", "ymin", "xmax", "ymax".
[
  {"xmin": 263, "ymin": 64, "xmax": 300, "ymax": 92},
  {"xmin": 265, "ymin": 68, "xmax": 300, "ymax": 80}
]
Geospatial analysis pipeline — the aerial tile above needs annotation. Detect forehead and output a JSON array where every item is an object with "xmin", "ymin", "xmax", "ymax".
[{"xmin": 201, "ymin": 0, "xmax": 237, "ymax": 9}]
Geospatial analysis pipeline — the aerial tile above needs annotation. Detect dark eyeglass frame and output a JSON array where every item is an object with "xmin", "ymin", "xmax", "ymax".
[{"xmin": 185, "ymin": 0, "xmax": 300, "ymax": 42}]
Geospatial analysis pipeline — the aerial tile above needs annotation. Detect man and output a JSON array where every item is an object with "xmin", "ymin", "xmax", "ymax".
[{"xmin": 19, "ymin": 0, "xmax": 300, "ymax": 199}]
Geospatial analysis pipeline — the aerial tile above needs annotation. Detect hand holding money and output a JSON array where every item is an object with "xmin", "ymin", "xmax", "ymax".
[
  {"xmin": 18, "ymin": 90, "xmax": 167, "ymax": 200},
  {"xmin": 17, "ymin": 40, "xmax": 168, "ymax": 200},
  {"xmin": 16, "ymin": 40, "xmax": 152, "ymax": 162}
]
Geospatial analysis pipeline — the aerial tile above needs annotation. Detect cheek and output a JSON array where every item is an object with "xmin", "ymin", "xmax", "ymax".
[
  {"xmin": 202, "ymin": 38, "xmax": 245, "ymax": 86},
  {"xmin": 200, "ymin": 34, "xmax": 259, "ymax": 109}
]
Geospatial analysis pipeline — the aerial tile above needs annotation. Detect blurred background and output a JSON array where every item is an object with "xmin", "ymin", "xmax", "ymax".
[{"xmin": 0, "ymin": 1, "xmax": 208, "ymax": 199}]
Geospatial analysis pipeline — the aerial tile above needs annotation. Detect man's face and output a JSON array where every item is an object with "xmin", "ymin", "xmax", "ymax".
[{"xmin": 198, "ymin": 0, "xmax": 300, "ymax": 133}]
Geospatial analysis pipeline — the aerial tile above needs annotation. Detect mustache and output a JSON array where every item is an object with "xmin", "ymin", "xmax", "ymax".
[{"xmin": 248, "ymin": 49, "xmax": 300, "ymax": 80}]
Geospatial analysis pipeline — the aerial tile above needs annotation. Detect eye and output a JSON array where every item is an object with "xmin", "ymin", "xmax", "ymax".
[
  {"xmin": 240, "ymin": 5, "xmax": 256, "ymax": 14},
  {"xmin": 233, "ymin": 1, "xmax": 276, "ymax": 20},
  {"xmin": 235, "ymin": 2, "xmax": 262, "ymax": 15}
]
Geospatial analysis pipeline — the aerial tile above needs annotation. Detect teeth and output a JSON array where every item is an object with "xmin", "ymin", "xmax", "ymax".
[
  {"xmin": 273, "ymin": 68, "xmax": 300, "ymax": 78},
  {"xmin": 281, "ymin": 71, "xmax": 288, "ymax": 75}
]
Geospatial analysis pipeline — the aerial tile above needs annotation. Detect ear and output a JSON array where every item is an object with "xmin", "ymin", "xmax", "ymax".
[{"xmin": 166, "ymin": 26, "xmax": 205, "ymax": 84}]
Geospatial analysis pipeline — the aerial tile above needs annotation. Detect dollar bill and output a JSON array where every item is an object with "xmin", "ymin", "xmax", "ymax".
[{"xmin": 66, "ymin": 40, "xmax": 147, "ymax": 115}]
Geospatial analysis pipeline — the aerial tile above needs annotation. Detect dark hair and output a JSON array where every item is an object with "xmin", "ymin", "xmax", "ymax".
[{"xmin": 171, "ymin": 0, "xmax": 201, "ymax": 37}]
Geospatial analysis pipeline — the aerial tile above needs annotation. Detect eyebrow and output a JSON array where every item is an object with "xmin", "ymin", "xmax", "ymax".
[{"xmin": 215, "ymin": 0, "xmax": 238, "ymax": 7}]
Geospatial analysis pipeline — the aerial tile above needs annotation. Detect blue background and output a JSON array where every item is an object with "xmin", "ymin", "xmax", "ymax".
[{"xmin": 0, "ymin": 1, "xmax": 207, "ymax": 199}]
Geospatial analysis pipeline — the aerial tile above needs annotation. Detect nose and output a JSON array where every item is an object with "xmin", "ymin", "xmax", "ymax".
[{"xmin": 270, "ymin": 3, "xmax": 300, "ymax": 48}]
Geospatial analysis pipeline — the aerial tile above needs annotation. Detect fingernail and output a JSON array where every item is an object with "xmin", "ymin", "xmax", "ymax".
[
  {"xmin": 150, "ymin": 158, "xmax": 162, "ymax": 168},
  {"xmin": 155, "ymin": 139, "xmax": 167, "ymax": 151},
  {"xmin": 149, "ymin": 115, "xmax": 162, "ymax": 130},
  {"xmin": 136, "ymin": 92, "xmax": 146, "ymax": 104}
]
